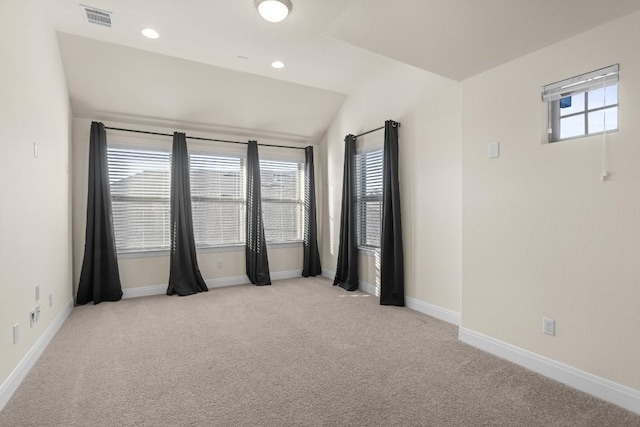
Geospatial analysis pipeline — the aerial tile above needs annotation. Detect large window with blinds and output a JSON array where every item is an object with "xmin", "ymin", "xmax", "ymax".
[
  {"xmin": 355, "ymin": 148, "xmax": 383, "ymax": 248},
  {"xmin": 107, "ymin": 144, "xmax": 303, "ymax": 254},
  {"xmin": 108, "ymin": 146, "xmax": 171, "ymax": 253},
  {"xmin": 190, "ymin": 153, "xmax": 245, "ymax": 247},
  {"xmin": 260, "ymin": 159, "xmax": 304, "ymax": 242}
]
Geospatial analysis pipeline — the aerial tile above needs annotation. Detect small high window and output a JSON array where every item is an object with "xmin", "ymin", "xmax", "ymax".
[{"xmin": 542, "ymin": 64, "xmax": 619, "ymax": 143}]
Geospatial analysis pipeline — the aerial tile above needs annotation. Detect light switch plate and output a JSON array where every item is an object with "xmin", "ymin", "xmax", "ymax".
[{"xmin": 489, "ymin": 142, "xmax": 500, "ymax": 159}]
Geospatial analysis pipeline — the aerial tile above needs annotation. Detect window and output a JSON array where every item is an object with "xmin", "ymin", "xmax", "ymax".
[
  {"xmin": 108, "ymin": 143, "xmax": 304, "ymax": 253},
  {"xmin": 543, "ymin": 64, "xmax": 619, "ymax": 143},
  {"xmin": 260, "ymin": 159, "xmax": 304, "ymax": 242},
  {"xmin": 355, "ymin": 148, "xmax": 383, "ymax": 248},
  {"xmin": 108, "ymin": 146, "xmax": 171, "ymax": 253},
  {"xmin": 190, "ymin": 153, "xmax": 245, "ymax": 247}
]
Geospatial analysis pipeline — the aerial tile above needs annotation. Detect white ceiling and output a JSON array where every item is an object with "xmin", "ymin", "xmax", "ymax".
[
  {"xmin": 328, "ymin": 0, "xmax": 640, "ymax": 81},
  {"xmin": 57, "ymin": 33, "xmax": 347, "ymax": 142},
  {"xmin": 43, "ymin": 0, "xmax": 640, "ymax": 141}
]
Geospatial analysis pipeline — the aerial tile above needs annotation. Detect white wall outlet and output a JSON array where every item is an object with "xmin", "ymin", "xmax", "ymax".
[
  {"xmin": 33, "ymin": 142, "xmax": 38, "ymax": 158},
  {"xmin": 35, "ymin": 285, "xmax": 40, "ymax": 301},
  {"xmin": 49, "ymin": 294, "xmax": 53, "ymax": 308},
  {"xmin": 543, "ymin": 317, "xmax": 555, "ymax": 336},
  {"xmin": 35, "ymin": 306, "xmax": 41, "ymax": 322},
  {"xmin": 29, "ymin": 310, "xmax": 36, "ymax": 327},
  {"xmin": 217, "ymin": 259, "xmax": 223, "ymax": 269},
  {"xmin": 13, "ymin": 324, "xmax": 19, "ymax": 344}
]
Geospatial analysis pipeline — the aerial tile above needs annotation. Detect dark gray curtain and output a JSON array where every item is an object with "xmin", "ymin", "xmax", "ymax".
[
  {"xmin": 246, "ymin": 141, "xmax": 271, "ymax": 286},
  {"xmin": 302, "ymin": 146, "xmax": 322, "ymax": 277},
  {"xmin": 77, "ymin": 121, "xmax": 123, "ymax": 305},
  {"xmin": 333, "ymin": 135, "xmax": 358, "ymax": 291},
  {"xmin": 166, "ymin": 132, "xmax": 208, "ymax": 296},
  {"xmin": 380, "ymin": 121, "xmax": 405, "ymax": 306}
]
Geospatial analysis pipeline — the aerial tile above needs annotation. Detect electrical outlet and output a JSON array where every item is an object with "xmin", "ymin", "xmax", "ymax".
[
  {"xmin": 36, "ymin": 306, "xmax": 41, "ymax": 322},
  {"xmin": 29, "ymin": 310, "xmax": 36, "ymax": 327},
  {"xmin": 49, "ymin": 294, "xmax": 53, "ymax": 308},
  {"xmin": 13, "ymin": 324, "xmax": 19, "ymax": 344},
  {"xmin": 35, "ymin": 285, "xmax": 40, "ymax": 301},
  {"xmin": 217, "ymin": 259, "xmax": 223, "ymax": 269},
  {"xmin": 543, "ymin": 317, "xmax": 555, "ymax": 336}
]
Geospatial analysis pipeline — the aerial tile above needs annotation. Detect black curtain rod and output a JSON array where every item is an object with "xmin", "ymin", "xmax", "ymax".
[
  {"xmin": 354, "ymin": 121, "xmax": 401, "ymax": 139},
  {"xmin": 104, "ymin": 126, "xmax": 306, "ymax": 150},
  {"xmin": 355, "ymin": 126, "xmax": 384, "ymax": 138}
]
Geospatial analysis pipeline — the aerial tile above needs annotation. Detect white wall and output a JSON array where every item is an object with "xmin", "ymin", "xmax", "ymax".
[
  {"xmin": 72, "ymin": 118, "xmax": 315, "ymax": 292},
  {"xmin": 0, "ymin": 0, "xmax": 72, "ymax": 389},
  {"xmin": 321, "ymin": 61, "xmax": 462, "ymax": 312},
  {"xmin": 461, "ymin": 11, "xmax": 640, "ymax": 390}
]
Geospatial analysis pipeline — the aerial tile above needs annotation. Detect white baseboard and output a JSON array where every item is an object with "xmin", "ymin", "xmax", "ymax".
[
  {"xmin": 122, "ymin": 269, "xmax": 303, "ymax": 299},
  {"xmin": 122, "ymin": 284, "xmax": 167, "ymax": 299},
  {"xmin": 405, "ymin": 296, "xmax": 461, "ymax": 326},
  {"xmin": 459, "ymin": 327, "xmax": 640, "ymax": 415},
  {"xmin": 321, "ymin": 269, "xmax": 335, "ymax": 281},
  {"xmin": 270, "ymin": 269, "xmax": 302, "ymax": 281},
  {"xmin": 324, "ymin": 268, "xmax": 460, "ymax": 326},
  {"xmin": 357, "ymin": 280, "xmax": 380, "ymax": 297},
  {"xmin": 0, "ymin": 298, "xmax": 74, "ymax": 412}
]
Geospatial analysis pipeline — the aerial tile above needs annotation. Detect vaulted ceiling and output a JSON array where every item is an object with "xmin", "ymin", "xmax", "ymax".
[{"xmin": 43, "ymin": 0, "xmax": 640, "ymax": 143}]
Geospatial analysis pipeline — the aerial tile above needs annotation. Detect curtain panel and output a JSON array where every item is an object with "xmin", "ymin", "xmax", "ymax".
[
  {"xmin": 380, "ymin": 121, "xmax": 405, "ymax": 306},
  {"xmin": 302, "ymin": 146, "xmax": 322, "ymax": 277},
  {"xmin": 333, "ymin": 135, "xmax": 358, "ymax": 291},
  {"xmin": 246, "ymin": 141, "xmax": 271, "ymax": 286},
  {"xmin": 166, "ymin": 132, "xmax": 208, "ymax": 296},
  {"xmin": 77, "ymin": 121, "xmax": 123, "ymax": 305}
]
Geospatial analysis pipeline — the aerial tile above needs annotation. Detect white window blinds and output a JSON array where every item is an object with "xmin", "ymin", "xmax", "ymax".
[
  {"xmin": 542, "ymin": 64, "xmax": 619, "ymax": 101},
  {"xmin": 107, "ymin": 142, "xmax": 304, "ymax": 253},
  {"xmin": 260, "ymin": 159, "xmax": 303, "ymax": 243},
  {"xmin": 355, "ymin": 149, "xmax": 383, "ymax": 248},
  {"xmin": 189, "ymin": 153, "xmax": 245, "ymax": 247},
  {"xmin": 543, "ymin": 64, "xmax": 619, "ymax": 142},
  {"xmin": 108, "ymin": 147, "xmax": 171, "ymax": 252}
]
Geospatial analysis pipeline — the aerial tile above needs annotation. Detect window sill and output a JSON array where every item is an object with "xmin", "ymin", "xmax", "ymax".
[{"xmin": 547, "ymin": 128, "xmax": 619, "ymax": 144}]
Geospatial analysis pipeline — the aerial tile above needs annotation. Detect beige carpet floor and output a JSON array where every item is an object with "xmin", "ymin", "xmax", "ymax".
[{"xmin": 1, "ymin": 276, "xmax": 639, "ymax": 426}]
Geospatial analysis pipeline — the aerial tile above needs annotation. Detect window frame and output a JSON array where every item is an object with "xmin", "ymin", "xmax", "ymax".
[
  {"xmin": 543, "ymin": 64, "xmax": 619, "ymax": 143},
  {"xmin": 189, "ymin": 150, "xmax": 247, "ymax": 250},
  {"xmin": 355, "ymin": 147, "xmax": 383, "ymax": 251},
  {"xmin": 107, "ymin": 144, "xmax": 172, "ymax": 255},
  {"xmin": 548, "ymin": 84, "xmax": 619, "ymax": 143},
  {"xmin": 259, "ymin": 158, "xmax": 305, "ymax": 244}
]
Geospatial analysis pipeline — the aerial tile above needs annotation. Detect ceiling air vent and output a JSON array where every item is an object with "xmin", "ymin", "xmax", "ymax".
[{"xmin": 80, "ymin": 4, "xmax": 112, "ymax": 27}]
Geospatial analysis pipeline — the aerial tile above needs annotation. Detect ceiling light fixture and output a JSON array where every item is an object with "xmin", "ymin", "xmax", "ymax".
[
  {"xmin": 271, "ymin": 61, "xmax": 285, "ymax": 69},
  {"xmin": 141, "ymin": 28, "xmax": 160, "ymax": 39},
  {"xmin": 255, "ymin": 0, "xmax": 292, "ymax": 23}
]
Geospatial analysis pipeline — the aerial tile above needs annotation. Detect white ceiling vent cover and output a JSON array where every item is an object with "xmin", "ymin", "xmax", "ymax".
[{"xmin": 80, "ymin": 4, "xmax": 112, "ymax": 27}]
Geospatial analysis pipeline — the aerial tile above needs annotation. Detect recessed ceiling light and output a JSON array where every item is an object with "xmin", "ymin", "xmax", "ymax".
[
  {"xmin": 271, "ymin": 61, "xmax": 285, "ymax": 69},
  {"xmin": 141, "ymin": 28, "xmax": 160, "ymax": 39},
  {"xmin": 255, "ymin": 0, "xmax": 292, "ymax": 23}
]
